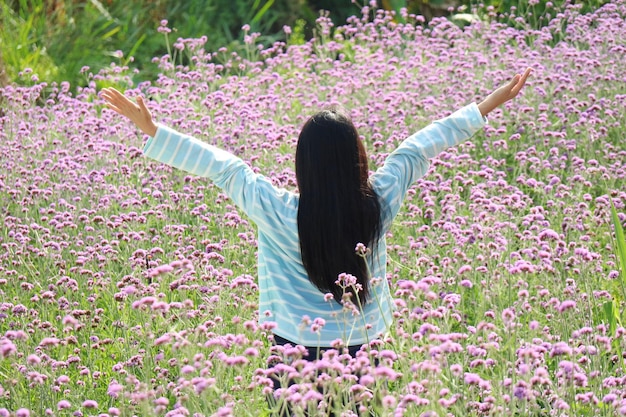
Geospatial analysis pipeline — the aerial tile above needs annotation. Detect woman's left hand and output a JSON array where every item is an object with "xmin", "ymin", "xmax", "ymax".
[{"xmin": 478, "ymin": 67, "xmax": 532, "ymax": 117}]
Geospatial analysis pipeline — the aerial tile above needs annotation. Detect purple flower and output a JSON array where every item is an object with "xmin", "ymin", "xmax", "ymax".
[
  {"xmin": 464, "ymin": 372, "xmax": 481, "ymax": 385},
  {"xmin": 181, "ymin": 365, "xmax": 195, "ymax": 374},
  {"xmin": 107, "ymin": 382, "xmax": 123, "ymax": 398},
  {"xmin": 57, "ymin": 401, "xmax": 71, "ymax": 410},
  {"xmin": 27, "ymin": 354, "xmax": 41, "ymax": 365},
  {"xmin": 82, "ymin": 400, "xmax": 98, "ymax": 409},
  {"xmin": 450, "ymin": 364, "xmax": 462, "ymax": 377},
  {"xmin": 513, "ymin": 383, "xmax": 529, "ymax": 399},
  {"xmin": 501, "ymin": 308, "xmax": 516, "ymax": 323},
  {"xmin": 459, "ymin": 279, "xmax": 473, "ymax": 288},
  {"xmin": 382, "ymin": 395, "xmax": 396, "ymax": 407},
  {"xmin": 0, "ymin": 339, "xmax": 17, "ymax": 358},
  {"xmin": 374, "ymin": 366, "xmax": 401, "ymax": 381},
  {"xmin": 550, "ymin": 342, "xmax": 573, "ymax": 357},
  {"xmin": 558, "ymin": 299, "xmax": 576, "ymax": 312},
  {"xmin": 39, "ymin": 337, "xmax": 60, "ymax": 347},
  {"xmin": 154, "ymin": 397, "xmax": 169, "ymax": 406}
]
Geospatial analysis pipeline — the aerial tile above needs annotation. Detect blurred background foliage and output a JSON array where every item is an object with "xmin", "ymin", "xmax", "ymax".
[{"xmin": 0, "ymin": 0, "xmax": 610, "ymax": 90}]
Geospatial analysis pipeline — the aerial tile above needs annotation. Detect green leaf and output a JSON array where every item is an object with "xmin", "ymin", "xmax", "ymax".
[
  {"xmin": 127, "ymin": 33, "xmax": 147, "ymax": 61},
  {"xmin": 100, "ymin": 25, "xmax": 121, "ymax": 41},
  {"xmin": 251, "ymin": 0, "xmax": 275, "ymax": 25},
  {"xmin": 611, "ymin": 202, "xmax": 626, "ymax": 287},
  {"xmin": 603, "ymin": 300, "xmax": 619, "ymax": 335}
]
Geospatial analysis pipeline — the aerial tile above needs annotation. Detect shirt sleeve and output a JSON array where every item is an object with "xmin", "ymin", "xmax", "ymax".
[
  {"xmin": 142, "ymin": 124, "xmax": 293, "ymax": 227},
  {"xmin": 370, "ymin": 102, "xmax": 487, "ymax": 227}
]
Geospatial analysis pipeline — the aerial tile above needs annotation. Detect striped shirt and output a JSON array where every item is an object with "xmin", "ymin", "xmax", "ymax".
[{"xmin": 143, "ymin": 103, "xmax": 486, "ymax": 346}]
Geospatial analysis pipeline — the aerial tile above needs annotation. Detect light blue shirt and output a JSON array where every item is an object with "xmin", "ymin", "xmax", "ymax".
[{"xmin": 143, "ymin": 103, "xmax": 486, "ymax": 346}]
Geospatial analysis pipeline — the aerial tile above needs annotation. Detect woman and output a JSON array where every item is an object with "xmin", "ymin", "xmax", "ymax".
[{"xmin": 101, "ymin": 67, "xmax": 530, "ymax": 408}]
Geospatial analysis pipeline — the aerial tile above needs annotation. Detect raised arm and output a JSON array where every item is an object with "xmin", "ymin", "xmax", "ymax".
[
  {"xmin": 371, "ymin": 68, "xmax": 533, "ymax": 226},
  {"xmin": 100, "ymin": 87, "xmax": 251, "ymax": 205},
  {"xmin": 99, "ymin": 87, "xmax": 293, "ymax": 231}
]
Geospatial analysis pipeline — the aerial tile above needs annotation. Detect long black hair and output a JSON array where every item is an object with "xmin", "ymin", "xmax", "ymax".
[{"xmin": 295, "ymin": 108, "xmax": 382, "ymax": 304}]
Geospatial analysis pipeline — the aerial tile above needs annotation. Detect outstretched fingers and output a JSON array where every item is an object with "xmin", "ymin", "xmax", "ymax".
[
  {"xmin": 507, "ymin": 74, "xmax": 521, "ymax": 89},
  {"xmin": 511, "ymin": 68, "xmax": 532, "ymax": 97},
  {"xmin": 101, "ymin": 87, "xmax": 123, "ymax": 105},
  {"xmin": 478, "ymin": 67, "xmax": 533, "ymax": 117},
  {"xmin": 100, "ymin": 87, "xmax": 157, "ymax": 136},
  {"xmin": 101, "ymin": 88, "xmax": 140, "ymax": 118},
  {"xmin": 102, "ymin": 98, "xmax": 124, "ymax": 116},
  {"xmin": 136, "ymin": 96, "xmax": 149, "ymax": 114}
]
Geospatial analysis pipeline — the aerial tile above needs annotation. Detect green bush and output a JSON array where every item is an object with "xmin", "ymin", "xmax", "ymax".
[
  {"xmin": 0, "ymin": 0, "xmax": 613, "ymax": 90},
  {"xmin": 0, "ymin": 0, "xmax": 150, "ymax": 87},
  {"xmin": 0, "ymin": 0, "xmax": 311, "ymax": 90},
  {"xmin": 0, "ymin": 1, "xmax": 61, "ymax": 84}
]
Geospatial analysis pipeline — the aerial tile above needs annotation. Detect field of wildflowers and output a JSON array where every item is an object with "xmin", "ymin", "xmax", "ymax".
[{"xmin": 2, "ymin": 1, "xmax": 626, "ymax": 416}]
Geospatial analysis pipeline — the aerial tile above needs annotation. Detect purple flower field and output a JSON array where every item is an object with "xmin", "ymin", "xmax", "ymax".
[{"xmin": 1, "ymin": 2, "xmax": 626, "ymax": 416}]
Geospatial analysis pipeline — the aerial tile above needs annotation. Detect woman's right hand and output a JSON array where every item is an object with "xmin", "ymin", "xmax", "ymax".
[
  {"xmin": 101, "ymin": 87, "xmax": 158, "ymax": 137},
  {"xmin": 477, "ymin": 68, "xmax": 532, "ymax": 117}
]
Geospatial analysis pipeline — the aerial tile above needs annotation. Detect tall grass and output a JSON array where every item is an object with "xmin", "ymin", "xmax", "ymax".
[{"xmin": 605, "ymin": 203, "xmax": 626, "ymax": 334}]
